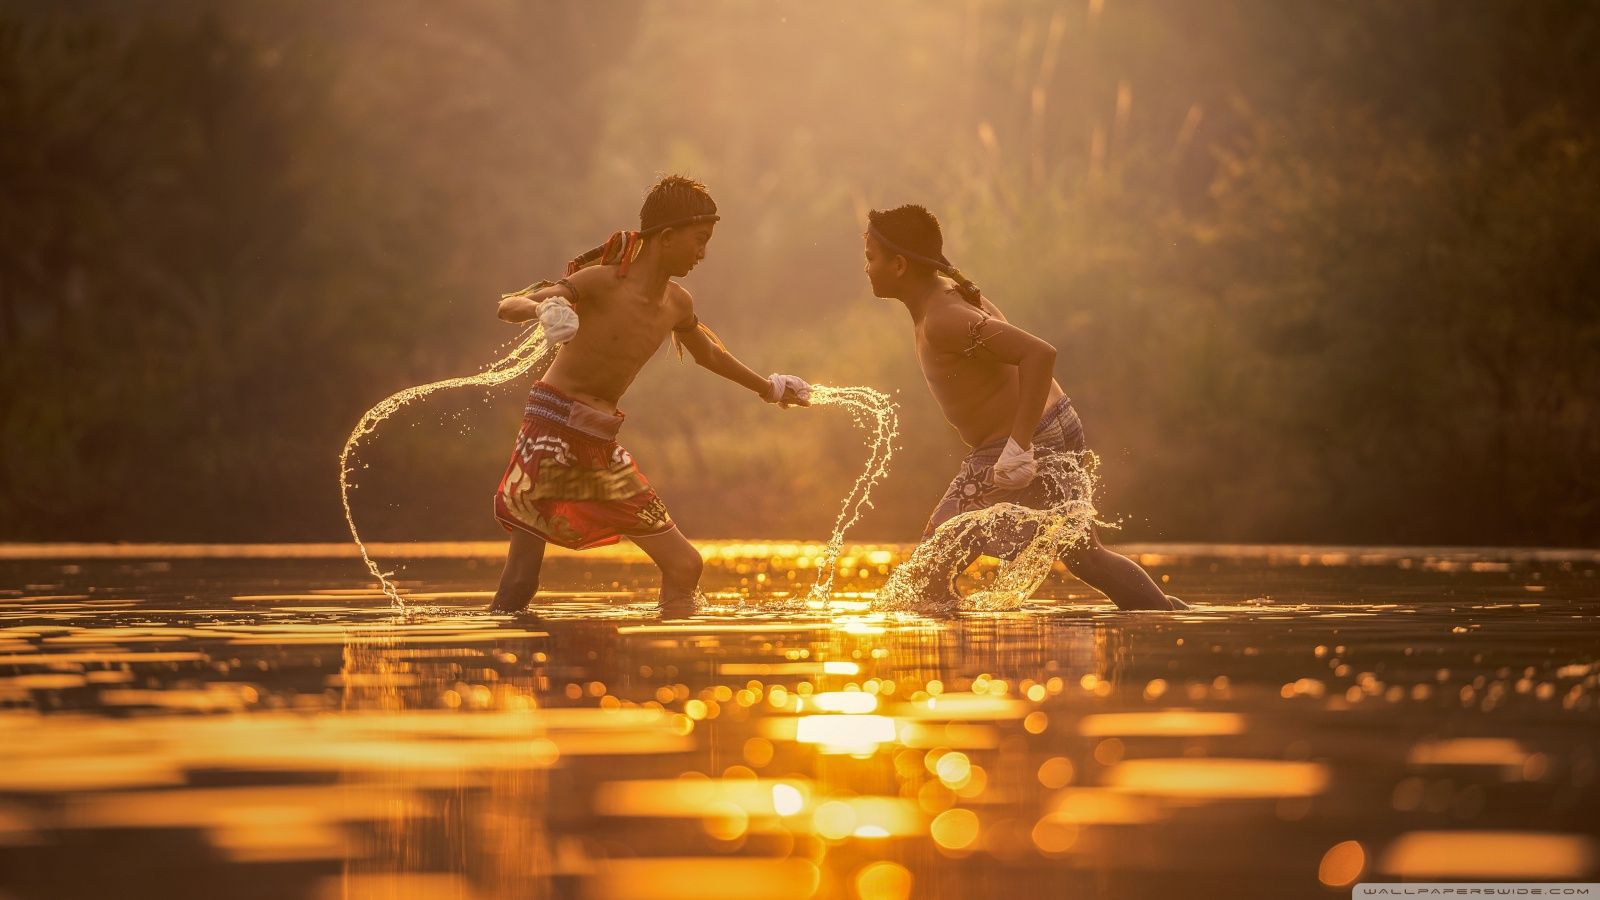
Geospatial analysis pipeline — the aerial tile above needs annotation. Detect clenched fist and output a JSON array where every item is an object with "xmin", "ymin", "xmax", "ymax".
[{"xmin": 537, "ymin": 296, "xmax": 579, "ymax": 344}]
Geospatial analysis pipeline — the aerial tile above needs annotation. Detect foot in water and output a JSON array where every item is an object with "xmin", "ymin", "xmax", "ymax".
[
  {"xmin": 917, "ymin": 575, "xmax": 965, "ymax": 618},
  {"xmin": 1115, "ymin": 593, "xmax": 1190, "ymax": 611},
  {"xmin": 932, "ymin": 594, "xmax": 965, "ymax": 618},
  {"xmin": 487, "ymin": 597, "xmax": 529, "ymax": 614},
  {"xmin": 920, "ymin": 579, "xmax": 1185, "ymax": 615},
  {"xmin": 656, "ymin": 589, "xmax": 699, "ymax": 620}
]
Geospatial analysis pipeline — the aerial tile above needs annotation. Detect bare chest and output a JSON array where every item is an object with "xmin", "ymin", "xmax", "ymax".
[
  {"xmin": 574, "ymin": 290, "xmax": 683, "ymax": 359},
  {"xmin": 914, "ymin": 334, "xmax": 1014, "ymax": 412}
]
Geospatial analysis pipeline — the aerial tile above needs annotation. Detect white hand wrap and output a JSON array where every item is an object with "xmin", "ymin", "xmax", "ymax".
[
  {"xmin": 536, "ymin": 296, "xmax": 579, "ymax": 344},
  {"xmin": 764, "ymin": 373, "xmax": 812, "ymax": 406},
  {"xmin": 990, "ymin": 438, "xmax": 1037, "ymax": 490}
]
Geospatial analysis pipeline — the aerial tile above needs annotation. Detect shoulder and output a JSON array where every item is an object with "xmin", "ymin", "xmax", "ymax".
[
  {"xmin": 668, "ymin": 281, "xmax": 698, "ymax": 314},
  {"xmin": 668, "ymin": 281, "xmax": 699, "ymax": 330},
  {"xmin": 566, "ymin": 265, "xmax": 615, "ymax": 291},
  {"xmin": 975, "ymin": 294, "xmax": 1007, "ymax": 321},
  {"xmin": 922, "ymin": 300, "xmax": 991, "ymax": 350},
  {"xmin": 561, "ymin": 264, "xmax": 624, "ymax": 305}
]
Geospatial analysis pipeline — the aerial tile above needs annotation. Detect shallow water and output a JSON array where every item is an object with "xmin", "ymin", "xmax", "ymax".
[{"xmin": 2, "ymin": 542, "xmax": 1598, "ymax": 900}]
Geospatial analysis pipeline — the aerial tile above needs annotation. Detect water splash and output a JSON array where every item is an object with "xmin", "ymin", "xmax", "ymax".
[
  {"xmin": 874, "ymin": 450, "xmax": 1102, "ymax": 616},
  {"xmin": 340, "ymin": 335, "xmax": 897, "ymax": 610},
  {"xmin": 805, "ymin": 387, "xmax": 899, "ymax": 603},
  {"xmin": 339, "ymin": 326, "xmax": 555, "ymax": 607}
]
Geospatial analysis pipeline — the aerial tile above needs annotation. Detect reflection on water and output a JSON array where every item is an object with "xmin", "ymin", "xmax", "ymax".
[{"xmin": 1, "ymin": 542, "xmax": 1598, "ymax": 899}]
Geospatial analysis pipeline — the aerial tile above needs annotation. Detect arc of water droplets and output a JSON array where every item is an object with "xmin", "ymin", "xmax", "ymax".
[
  {"xmin": 340, "ymin": 330, "xmax": 900, "ymax": 609},
  {"xmin": 874, "ymin": 451, "xmax": 1104, "ymax": 615},
  {"xmin": 339, "ymin": 326, "xmax": 555, "ymax": 607},
  {"xmin": 803, "ymin": 386, "xmax": 899, "ymax": 603}
]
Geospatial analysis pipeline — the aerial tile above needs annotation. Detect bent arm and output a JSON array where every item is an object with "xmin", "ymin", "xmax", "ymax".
[
  {"xmin": 928, "ymin": 309, "xmax": 1057, "ymax": 449},
  {"xmin": 497, "ymin": 281, "xmax": 572, "ymax": 324},
  {"xmin": 1007, "ymin": 338, "xmax": 1057, "ymax": 448}
]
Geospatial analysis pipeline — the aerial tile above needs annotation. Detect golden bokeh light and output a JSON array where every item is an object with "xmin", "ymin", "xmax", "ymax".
[
  {"xmin": 702, "ymin": 801, "xmax": 749, "ymax": 842},
  {"xmin": 1318, "ymin": 840, "xmax": 1366, "ymax": 887},
  {"xmin": 854, "ymin": 861, "xmax": 913, "ymax": 900},
  {"xmin": 743, "ymin": 737, "xmax": 776, "ymax": 768},
  {"xmin": 930, "ymin": 808, "xmax": 980, "ymax": 852},
  {"xmin": 772, "ymin": 783, "xmax": 806, "ymax": 817},
  {"xmin": 795, "ymin": 715, "xmax": 896, "ymax": 754},
  {"xmin": 1037, "ymin": 756, "xmax": 1075, "ymax": 789},
  {"xmin": 1106, "ymin": 759, "xmax": 1330, "ymax": 799},
  {"xmin": 813, "ymin": 800, "xmax": 858, "ymax": 841},
  {"xmin": 1031, "ymin": 815, "xmax": 1080, "ymax": 855},
  {"xmin": 1078, "ymin": 711, "xmax": 1246, "ymax": 737},
  {"xmin": 1380, "ymin": 831, "xmax": 1596, "ymax": 880},
  {"xmin": 934, "ymin": 751, "xmax": 971, "ymax": 786},
  {"xmin": 811, "ymin": 691, "xmax": 880, "ymax": 714},
  {"xmin": 1092, "ymin": 738, "xmax": 1126, "ymax": 766}
]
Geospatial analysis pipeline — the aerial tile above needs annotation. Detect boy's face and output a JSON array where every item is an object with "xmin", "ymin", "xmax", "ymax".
[
  {"xmin": 662, "ymin": 221, "xmax": 716, "ymax": 277},
  {"xmin": 863, "ymin": 233, "xmax": 903, "ymax": 298}
]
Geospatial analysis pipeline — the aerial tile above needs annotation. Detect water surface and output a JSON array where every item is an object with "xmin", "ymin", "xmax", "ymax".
[{"xmin": 2, "ymin": 542, "xmax": 1597, "ymax": 899}]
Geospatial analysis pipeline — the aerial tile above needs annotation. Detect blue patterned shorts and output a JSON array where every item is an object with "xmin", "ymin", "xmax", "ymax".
[{"xmin": 923, "ymin": 397, "xmax": 1085, "ymax": 539}]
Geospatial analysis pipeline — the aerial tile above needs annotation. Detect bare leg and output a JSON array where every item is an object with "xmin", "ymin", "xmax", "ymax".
[
  {"xmin": 1060, "ymin": 524, "xmax": 1183, "ymax": 610},
  {"xmin": 629, "ymin": 527, "xmax": 704, "ymax": 617},
  {"xmin": 490, "ymin": 528, "xmax": 547, "ymax": 613},
  {"xmin": 926, "ymin": 520, "xmax": 1187, "ymax": 613}
]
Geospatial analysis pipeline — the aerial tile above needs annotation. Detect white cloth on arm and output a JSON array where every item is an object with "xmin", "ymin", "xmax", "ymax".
[
  {"xmin": 764, "ymin": 373, "xmax": 812, "ymax": 406},
  {"xmin": 537, "ymin": 296, "xmax": 580, "ymax": 343},
  {"xmin": 990, "ymin": 437, "xmax": 1037, "ymax": 489}
]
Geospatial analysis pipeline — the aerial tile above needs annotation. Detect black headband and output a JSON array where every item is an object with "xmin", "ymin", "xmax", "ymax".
[
  {"xmin": 868, "ymin": 224, "xmax": 951, "ymax": 272},
  {"xmin": 640, "ymin": 213, "xmax": 721, "ymax": 235},
  {"xmin": 868, "ymin": 223, "xmax": 982, "ymax": 302}
]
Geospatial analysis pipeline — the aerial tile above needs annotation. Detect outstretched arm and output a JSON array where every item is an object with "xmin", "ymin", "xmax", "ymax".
[{"xmin": 675, "ymin": 319, "xmax": 811, "ymax": 407}]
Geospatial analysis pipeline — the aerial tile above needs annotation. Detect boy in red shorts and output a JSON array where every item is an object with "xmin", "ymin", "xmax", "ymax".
[{"xmin": 491, "ymin": 176, "xmax": 810, "ymax": 615}]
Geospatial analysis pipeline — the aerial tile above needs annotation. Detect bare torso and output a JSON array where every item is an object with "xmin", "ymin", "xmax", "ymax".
[
  {"xmin": 540, "ymin": 265, "xmax": 693, "ymax": 413},
  {"xmin": 914, "ymin": 281, "xmax": 1064, "ymax": 447}
]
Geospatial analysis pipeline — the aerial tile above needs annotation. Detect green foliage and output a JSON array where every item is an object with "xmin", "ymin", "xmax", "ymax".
[{"xmin": 1, "ymin": 1, "xmax": 1595, "ymax": 545}]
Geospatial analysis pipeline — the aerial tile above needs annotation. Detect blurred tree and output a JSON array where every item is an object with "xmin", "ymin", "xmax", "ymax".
[
  {"xmin": 0, "ymin": 0, "xmax": 642, "ymax": 540},
  {"xmin": 1, "ymin": 0, "xmax": 1594, "ymax": 547}
]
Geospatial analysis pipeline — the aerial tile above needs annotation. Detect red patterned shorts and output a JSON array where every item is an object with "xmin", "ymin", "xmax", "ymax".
[{"xmin": 493, "ymin": 383, "xmax": 673, "ymax": 550}]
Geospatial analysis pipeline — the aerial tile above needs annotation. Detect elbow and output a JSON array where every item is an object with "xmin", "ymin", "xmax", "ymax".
[
  {"xmin": 496, "ymin": 299, "xmax": 519, "ymax": 323},
  {"xmin": 1019, "ymin": 343, "xmax": 1057, "ymax": 378}
]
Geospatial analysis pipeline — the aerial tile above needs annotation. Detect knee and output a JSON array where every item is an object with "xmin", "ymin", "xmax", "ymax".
[{"xmin": 1060, "ymin": 544, "xmax": 1106, "ymax": 578}]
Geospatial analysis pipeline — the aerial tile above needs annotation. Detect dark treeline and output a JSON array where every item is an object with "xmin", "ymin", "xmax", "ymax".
[{"xmin": 2, "ymin": 1, "xmax": 1597, "ymax": 546}]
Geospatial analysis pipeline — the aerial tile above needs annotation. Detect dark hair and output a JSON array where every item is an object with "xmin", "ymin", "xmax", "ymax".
[
  {"xmin": 867, "ymin": 204, "xmax": 981, "ymax": 304},
  {"xmin": 564, "ymin": 176, "xmax": 719, "ymax": 274},
  {"xmin": 640, "ymin": 175, "xmax": 719, "ymax": 233},
  {"xmin": 867, "ymin": 205, "xmax": 944, "ymax": 264}
]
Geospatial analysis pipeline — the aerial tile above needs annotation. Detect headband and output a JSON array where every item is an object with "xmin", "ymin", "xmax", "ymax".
[
  {"xmin": 868, "ymin": 224, "xmax": 982, "ymax": 303},
  {"xmin": 640, "ymin": 212, "xmax": 721, "ymax": 235}
]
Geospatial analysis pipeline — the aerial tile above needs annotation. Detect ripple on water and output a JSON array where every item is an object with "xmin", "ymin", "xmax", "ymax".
[{"xmin": 0, "ymin": 546, "xmax": 1596, "ymax": 897}]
